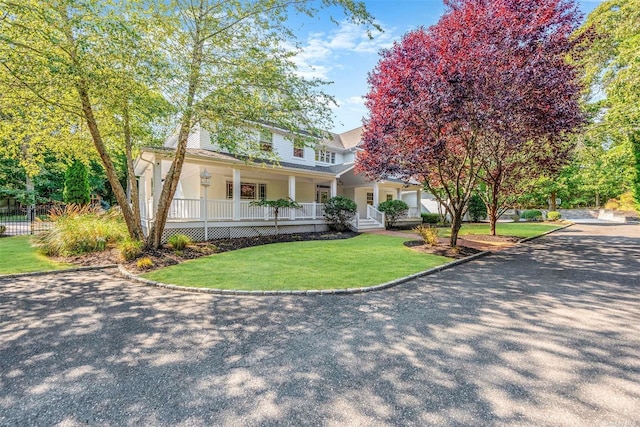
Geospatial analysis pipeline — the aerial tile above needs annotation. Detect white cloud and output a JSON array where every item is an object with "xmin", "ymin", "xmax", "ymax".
[
  {"xmin": 343, "ymin": 96, "xmax": 365, "ymax": 105},
  {"xmin": 291, "ymin": 20, "xmax": 397, "ymax": 80}
]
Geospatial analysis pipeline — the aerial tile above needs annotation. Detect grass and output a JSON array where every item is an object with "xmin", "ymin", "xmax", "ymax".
[
  {"xmin": 0, "ymin": 235, "xmax": 71, "ymax": 274},
  {"xmin": 440, "ymin": 222, "xmax": 561, "ymax": 238},
  {"xmin": 142, "ymin": 233, "xmax": 452, "ymax": 291}
]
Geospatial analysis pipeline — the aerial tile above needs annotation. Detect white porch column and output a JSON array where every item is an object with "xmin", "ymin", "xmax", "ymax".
[
  {"xmin": 396, "ymin": 188, "xmax": 401, "ymax": 200},
  {"xmin": 288, "ymin": 175, "xmax": 296, "ymax": 220},
  {"xmin": 330, "ymin": 179, "xmax": 337, "ymax": 198},
  {"xmin": 373, "ymin": 182, "xmax": 380, "ymax": 207},
  {"xmin": 416, "ymin": 188, "xmax": 422, "ymax": 215},
  {"xmin": 138, "ymin": 176, "xmax": 146, "ymax": 220},
  {"xmin": 233, "ymin": 169, "xmax": 241, "ymax": 221},
  {"xmin": 152, "ymin": 161, "xmax": 162, "ymax": 213}
]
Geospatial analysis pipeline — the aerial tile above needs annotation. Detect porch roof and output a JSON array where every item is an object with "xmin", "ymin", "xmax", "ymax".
[{"xmin": 138, "ymin": 147, "xmax": 354, "ymax": 177}]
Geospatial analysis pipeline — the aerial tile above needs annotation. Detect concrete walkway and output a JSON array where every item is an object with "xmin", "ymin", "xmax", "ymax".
[{"xmin": 1, "ymin": 224, "xmax": 639, "ymax": 426}]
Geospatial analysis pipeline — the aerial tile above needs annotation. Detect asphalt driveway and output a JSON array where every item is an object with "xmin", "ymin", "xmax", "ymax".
[{"xmin": 1, "ymin": 223, "xmax": 639, "ymax": 426}]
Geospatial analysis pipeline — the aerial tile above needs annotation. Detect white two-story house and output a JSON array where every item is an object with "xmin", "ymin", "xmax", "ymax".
[{"xmin": 134, "ymin": 124, "xmax": 425, "ymax": 242}]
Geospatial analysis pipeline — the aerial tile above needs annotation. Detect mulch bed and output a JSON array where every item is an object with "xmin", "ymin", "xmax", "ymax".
[
  {"xmin": 403, "ymin": 240, "xmax": 482, "ymax": 258},
  {"xmin": 57, "ymin": 231, "xmax": 360, "ymax": 274}
]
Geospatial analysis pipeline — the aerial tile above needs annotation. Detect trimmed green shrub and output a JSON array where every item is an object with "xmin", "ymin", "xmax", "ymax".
[
  {"xmin": 34, "ymin": 205, "xmax": 127, "ymax": 256},
  {"xmin": 414, "ymin": 224, "xmax": 439, "ymax": 246},
  {"xmin": 547, "ymin": 211, "xmax": 561, "ymax": 221},
  {"xmin": 421, "ymin": 213, "xmax": 440, "ymax": 224},
  {"xmin": 378, "ymin": 199, "xmax": 409, "ymax": 228},
  {"xmin": 521, "ymin": 209, "xmax": 543, "ymax": 222},
  {"xmin": 168, "ymin": 233, "xmax": 192, "ymax": 250},
  {"xmin": 468, "ymin": 194, "xmax": 487, "ymax": 222},
  {"xmin": 63, "ymin": 160, "xmax": 91, "ymax": 205},
  {"xmin": 324, "ymin": 196, "xmax": 358, "ymax": 231},
  {"xmin": 119, "ymin": 238, "xmax": 143, "ymax": 261},
  {"xmin": 0, "ymin": 225, "xmax": 6, "ymax": 236}
]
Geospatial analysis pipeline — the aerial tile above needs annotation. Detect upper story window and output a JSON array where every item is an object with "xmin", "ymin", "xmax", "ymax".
[
  {"xmin": 315, "ymin": 150, "xmax": 336, "ymax": 164},
  {"xmin": 293, "ymin": 146, "xmax": 304, "ymax": 158},
  {"xmin": 259, "ymin": 129, "xmax": 273, "ymax": 152}
]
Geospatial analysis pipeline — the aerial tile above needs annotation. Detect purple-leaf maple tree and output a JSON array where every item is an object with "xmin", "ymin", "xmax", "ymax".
[{"xmin": 357, "ymin": 0, "xmax": 585, "ymax": 245}]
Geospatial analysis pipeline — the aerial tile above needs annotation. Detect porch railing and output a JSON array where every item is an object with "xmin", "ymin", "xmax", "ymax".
[
  {"xmin": 367, "ymin": 205, "xmax": 385, "ymax": 226},
  {"xmin": 151, "ymin": 198, "xmax": 326, "ymax": 222}
]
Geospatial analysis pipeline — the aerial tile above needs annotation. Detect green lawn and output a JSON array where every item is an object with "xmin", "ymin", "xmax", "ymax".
[
  {"xmin": 440, "ymin": 222, "xmax": 562, "ymax": 238},
  {"xmin": 0, "ymin": 235, "xmax": 71, "ymax": 274},
  {"xmin": 142, "ymin": 234, "xmax": 452, "ymax": 291}
]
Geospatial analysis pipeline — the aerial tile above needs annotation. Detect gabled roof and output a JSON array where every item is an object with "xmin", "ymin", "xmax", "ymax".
[{"xmin": 318, "ymin": 126, "xmax": 363, "ymax": 151}]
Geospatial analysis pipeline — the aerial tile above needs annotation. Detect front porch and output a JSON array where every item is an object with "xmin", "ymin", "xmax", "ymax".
[{"xmin": 136, "ymin": 152, "xmax": 423, "ymax": 241}]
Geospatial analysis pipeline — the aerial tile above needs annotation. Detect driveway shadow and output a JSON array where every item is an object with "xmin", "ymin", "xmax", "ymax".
[{"xmin": 1, "ymin": 224, "xmax": 639, "ymax": 426}]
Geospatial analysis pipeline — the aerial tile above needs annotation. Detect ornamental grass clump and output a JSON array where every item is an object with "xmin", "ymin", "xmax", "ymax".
[
  {"xmin": 119, "ymin": 238, "xmax": 143, "ymax": 261},
  {"xmin": 167, "ymin": 233, "xmax": 192, "ymax": 250},
  {"xmin": 34, "ymin": 204, "xmax": 127, "ymax": 256},
  {"xmin": 414, "ymin": 224, "xmax": 439, "ymax": 246}
]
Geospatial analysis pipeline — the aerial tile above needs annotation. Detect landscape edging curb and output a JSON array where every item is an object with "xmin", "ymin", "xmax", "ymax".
[
  {"xmin": 0, "ymin": 264, "xmax": 118, "ymax": 280},
  {"xmin": 118, "ymin": 222, "xmax": 573, "ymax": 296},
  {"xmin": 117, "ymin": 250, "xmax": 492, "ymax": 297}
]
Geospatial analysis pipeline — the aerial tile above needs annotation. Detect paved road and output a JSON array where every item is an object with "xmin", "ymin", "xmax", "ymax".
[{"xmin": 1, "ymin": 224, "xmax": 639, "ymax": 426}]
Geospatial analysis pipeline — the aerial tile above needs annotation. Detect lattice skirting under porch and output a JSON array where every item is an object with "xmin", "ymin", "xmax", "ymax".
[{"xmin": 159, "ymin": 223, "xmax": 329, "ymax": 243}]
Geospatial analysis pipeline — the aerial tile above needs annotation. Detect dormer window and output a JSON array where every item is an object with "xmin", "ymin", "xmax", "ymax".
[
  {"xmin": 259, "ymin": 129, "xmax": 273, "ymax": 152},
  {"xmin": 315, "ymin": 150, "xmax": 335, "ymax": 164},
  {"xmin": 293, "ymin": 146, "xmax": 304, "ymax": 158}
]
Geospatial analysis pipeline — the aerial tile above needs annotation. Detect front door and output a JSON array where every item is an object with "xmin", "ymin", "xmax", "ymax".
[{"xmin": 316, "ymin": 186, "xmax": 330, "ymax": 203}]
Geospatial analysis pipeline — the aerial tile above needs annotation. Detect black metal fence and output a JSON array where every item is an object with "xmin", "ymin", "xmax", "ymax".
[{"xmin": 0, "ymin": 205, "xmax": 59, "ymax": 236}]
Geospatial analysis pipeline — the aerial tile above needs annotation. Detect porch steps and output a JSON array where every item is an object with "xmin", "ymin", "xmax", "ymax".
[{"xmin": 356, "ymin": 218, "xmax": 385, "ymax": 232}]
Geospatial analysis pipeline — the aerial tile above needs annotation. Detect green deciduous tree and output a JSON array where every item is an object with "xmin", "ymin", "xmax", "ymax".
[
  {"xmin": 250, "ymin": 198, "xmax": 301, "ymax": 236},
  {"xmin": 576, "ymin": 0, "xmax": 640, "ymax": 208},
  {"xmin": 0, "ymin": 0, "xmax": 377, "ymax": 249}
]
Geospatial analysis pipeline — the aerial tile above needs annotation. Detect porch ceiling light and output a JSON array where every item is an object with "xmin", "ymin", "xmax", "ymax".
[{"xmin": 200, "ymin": 169, "xmax": 212, "ymax": 187}]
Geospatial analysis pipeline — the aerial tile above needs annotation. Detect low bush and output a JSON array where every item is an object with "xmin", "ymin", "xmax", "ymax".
[
  {"xmin": 168, "ymin": 233, "xmax": 192, "ymax": 250},
  {"xmin": 414, "ymin": 224, "xmax": 439, "ymax": 246},
  {"xmin": 324, "ymin": 196, "xmax": 358, "ymax": 231},
  {"xmin": 34, "ymin": 204, "xmax": 127, "ymax": 256},
  {"xmin": 510, "ymin": 214, "xmax": 521, "ymax": 222},
  {"xmin": 119, "ymin": 238, "xmax": 143, "ymax": 261},
  {"xmin": 521, "ymin": 209, "xmax": 543, "ymax": 222},
  {"xmin": 421, "ymin": 213, "xmax": 440, "ymax": 224},
  {"xmin": 0, "ymin": 225, "xmax": 6, "ymax": 236},
  {"xmin": 136, "ymin": 257, "xmax": 154, "ymax": 270},
  {"xmin": 547, "ymin": 211, "xmax": 561, "ymax": 221},
  {"xmin": 378, "ymin": 199, "xmax": 409, "ymax": 228}
]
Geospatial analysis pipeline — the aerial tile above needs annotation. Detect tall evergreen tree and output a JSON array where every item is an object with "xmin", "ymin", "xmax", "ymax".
[{"xmin": 63, "ymin": 160, "xmax": 90, "ymax": 205}]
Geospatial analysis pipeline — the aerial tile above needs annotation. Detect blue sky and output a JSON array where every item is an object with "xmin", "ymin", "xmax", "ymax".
[{"xmin": 290, "ymin": 0, "xmax": 606, "ymax": 133}]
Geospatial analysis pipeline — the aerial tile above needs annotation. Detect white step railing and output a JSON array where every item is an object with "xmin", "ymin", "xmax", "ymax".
[{"xmin": 367, "ymin": 205, "xmax": 385, "ymax": 226}]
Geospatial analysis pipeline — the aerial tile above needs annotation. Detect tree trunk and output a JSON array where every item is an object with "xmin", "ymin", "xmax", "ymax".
[
  {"xmin": 147, "ymin": 32, "xmax": 204, "ymax": 248},
  {"xmin": 449, "ymin": 209, "xmax": 463, "ymax": 247},
  {"xmin": 77, "ymin": 83, "xmax": 144, "ymax": 241},
  {"xmin": 595, "ymin": 190, "xmax": 600, "ymax": 208},
  {"xmin": 123, "ymin": 105, "xmax": 142, "ymax": 238},
  {"xmin": 488, "ymin": 207, "xmax": 498, "ymax": 236},
  {"xmin": 62, "ymin": 15, "xmax": 144, "ymax": 241},
  {"xmin": 549, "ymin": 191, "xmax": 557, "ymax": 211}
]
